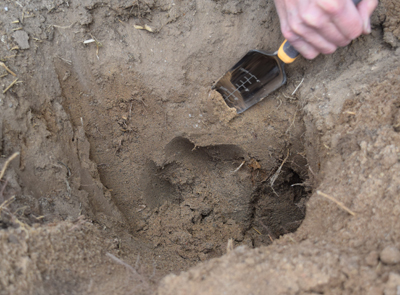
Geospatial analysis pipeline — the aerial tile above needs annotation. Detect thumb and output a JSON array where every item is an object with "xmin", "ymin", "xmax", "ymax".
[{"xmin": 357, "ymin": 0, "xmax": 378, "ymax": 34}]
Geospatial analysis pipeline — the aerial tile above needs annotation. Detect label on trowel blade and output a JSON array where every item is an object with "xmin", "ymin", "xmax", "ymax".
[{"xmin": 219, "ymin": 68, "xmax": 260, "ymax": 103}]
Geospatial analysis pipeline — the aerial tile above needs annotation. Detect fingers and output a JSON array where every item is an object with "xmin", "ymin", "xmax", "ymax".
[
  {"xmin": 283, "ymin": 1, "xmax": 349, "ymax": 59},
  {"xmin": 285, "ymin": 36, "xmax": 320, "ymax": 60},
  {"xmin": 317, "ymin": 0, "xmax": 363, "ymax": 41},
  {"xmin": 357, "ymin": 0, "xmax": 378, "ymax": 34},
  {"xmin": 273, "ymin": 0, "xmax": 378, "ymax": 60},
  {"xmin": 299, "ymin": 4, "xmax": 353, "ymax": 50}
]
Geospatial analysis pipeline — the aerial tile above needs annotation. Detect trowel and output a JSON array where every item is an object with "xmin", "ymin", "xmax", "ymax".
[{"xmin": 213, "ymin": 0, "xmax": 362, "ymax": 113}]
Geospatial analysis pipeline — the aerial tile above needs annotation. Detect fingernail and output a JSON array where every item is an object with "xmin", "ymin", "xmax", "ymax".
[{"xmin": 364, "ymin": 18, "xmax": 371, "ymax": 34}]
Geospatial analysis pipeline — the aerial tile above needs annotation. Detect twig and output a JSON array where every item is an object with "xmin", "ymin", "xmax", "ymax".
[
  {"xmin": 316, "ymin": 190, "xmax": 356, "ymax": 216},
  {"xmin": 292, "ymin": 77, "xmax": 304, "ymax": 95},
  {"xmin": 0, "ymin": 152, "xmax": 19, "ymax": 180},
  {"xmin": 0, "ymin": 62, "xmax": 17, "ymax": 76},
  {"xmin": 270, "ymin": 150, "xmax": 290, "ymax": 187},
  {"xmin": 3, "ymin": 78, "xmax": 19, "ymax": 94}
]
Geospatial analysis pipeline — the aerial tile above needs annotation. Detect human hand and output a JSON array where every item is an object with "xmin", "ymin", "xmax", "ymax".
[{"xmin": 273, "ymin": 0, "xmax": 378, "ymax": 59}]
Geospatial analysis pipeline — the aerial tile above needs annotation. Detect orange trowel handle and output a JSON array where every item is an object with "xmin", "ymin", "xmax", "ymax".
[
  {"xmin": 277, "ymin": 0, "xmax": 363, "ymax": 64},
  {"xmin": 277, "ymin": 40, "xmax": 299, "ymax": 64}
]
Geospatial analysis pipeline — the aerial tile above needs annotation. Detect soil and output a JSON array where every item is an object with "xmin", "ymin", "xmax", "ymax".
[{"xmin": 0, "ymin": 0, "xmax": 399, "ymax": 294}]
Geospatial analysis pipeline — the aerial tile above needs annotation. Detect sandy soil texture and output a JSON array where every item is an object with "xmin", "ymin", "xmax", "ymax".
[{"xmin": 0, "ymin": 0, "xmax": 399, "ymax": 294}]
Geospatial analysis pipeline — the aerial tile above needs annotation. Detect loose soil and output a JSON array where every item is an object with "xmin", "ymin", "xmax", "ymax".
[{"xmin": 0, "ymin": 0, "xmax": 399, "ymax": 294}]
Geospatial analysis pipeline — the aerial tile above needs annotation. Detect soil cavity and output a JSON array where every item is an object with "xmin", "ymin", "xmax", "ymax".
[{"xmin": 138, "ymin": 136, "xmax": 309, "ymax": 261}]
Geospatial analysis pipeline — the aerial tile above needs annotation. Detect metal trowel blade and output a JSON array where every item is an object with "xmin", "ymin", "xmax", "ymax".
[{"xmin": 212, "ymin": 50, "xmax": 286, "ymax": 113}]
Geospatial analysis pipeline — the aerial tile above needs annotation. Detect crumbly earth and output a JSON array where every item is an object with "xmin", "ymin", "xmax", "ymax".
[{"xmin": 0, "ymin": 0, "xmax": 399, "ymax": 294}]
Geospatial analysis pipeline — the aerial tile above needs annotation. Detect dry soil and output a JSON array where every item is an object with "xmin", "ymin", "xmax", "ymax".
[{"xmin": 0, "ymin": 0, "xmax": 400, "ymax": 294}]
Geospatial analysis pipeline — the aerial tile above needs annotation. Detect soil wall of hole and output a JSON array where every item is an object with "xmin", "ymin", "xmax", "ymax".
[{"xmin": 0, "ymin": 0, "xmax": 399, "ymax": 294}]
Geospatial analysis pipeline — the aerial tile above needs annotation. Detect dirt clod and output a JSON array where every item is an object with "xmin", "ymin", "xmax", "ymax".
[
  {"xmin": 12, "ymin": 31, "xmax": 30, "ymax": 50},
  {"xmin": 380, "ymin": 246, "xmax": 400, "ymax": 265},
  {"xmin": 366, "ymin": 251, "xmax": 379, "ymax": 267}
]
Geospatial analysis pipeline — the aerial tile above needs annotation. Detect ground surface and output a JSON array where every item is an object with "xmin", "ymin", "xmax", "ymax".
[{"xmin": 0, "ymin": 0, "xmax": 399, "ymax": 294}]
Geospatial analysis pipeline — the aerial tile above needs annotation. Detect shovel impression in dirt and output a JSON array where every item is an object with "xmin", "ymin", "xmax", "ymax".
[{"xmin": 213, "ymin": 0, "xmax": 362, "ymax": 114}]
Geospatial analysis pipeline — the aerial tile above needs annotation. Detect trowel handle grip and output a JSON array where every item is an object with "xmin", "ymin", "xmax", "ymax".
[
  {"xmin": 277, "ymin": 40, "xmax": 299, "ymax": 64},
  {"xmin": 278, "ymin": 0, "xmax": 363, "ymax": 64}
]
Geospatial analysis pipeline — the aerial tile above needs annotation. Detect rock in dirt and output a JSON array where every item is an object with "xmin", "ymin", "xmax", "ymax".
[
  {"xmin": 12, "ymin": 30, "xmax": 30, "ymax": 49},
  {"xmin": 383, "ymin": 272, "xmax": 400, "ymax": 295},
  {"xmin": 380, "ymin": 246, "xmax": 400, "ymax": 265}
]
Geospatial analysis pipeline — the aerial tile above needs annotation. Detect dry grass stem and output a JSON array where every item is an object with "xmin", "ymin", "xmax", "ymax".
[
  {"xmin": 259, "ymin": 220, "xmax": 277, "ymax": 241},
  {"xmin": 58, "ymin": 56, "xmax": 72, "ymax": 65},
  {"xmin": 3, "ymin": 78, "xmax": 19, "ymax": 93},
  {"xmin": 50, "ymin": 22, "xmax": 76, "ymax": 29},
  {"xmin": 106, "ymin": 252, "xmax": 138, "ymax": 273},
  {"xmin": 316, "ymin": 190, "xmax": 356, "ymax": 216},
  {"xmin": 270, "ymin": 150, "xmax": 290, "ymax": 187},
  {"xmin": 0, "ymin": 152, "xmax": 20, "ymax": 180},
  {"xmin": 292, "ymin": 77, "xmax": 304, "ymax": 95},
  {"xmin": 232, "ymin": 161, "xmax": 245, "ymax": 174},
  {"xmin": 106, "ymin": 252, "xmax": 149, "ymax": 287},
  {"xmin": 285, "ymin": 110, "xmax": 297, "ymax": 134},
  {"xmin": 134, "ymin": 24, "xmax": 154, "ymax": 32},
  {"xmin": 0, "ymin": 196, "xmax": 16, "ymax": 212},
  {"xmin": 0, "ymin": 62, "xmax": 17, "ymax": 76},
  {"xmin": 226, "ymin": 238, "xmax": 234, "ymax": 253}
]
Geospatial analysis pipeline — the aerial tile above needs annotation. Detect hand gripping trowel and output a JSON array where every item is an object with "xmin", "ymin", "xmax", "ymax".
[{"xmin": 212, "ymin": 0, "xmax": 362, "ymax": 113}]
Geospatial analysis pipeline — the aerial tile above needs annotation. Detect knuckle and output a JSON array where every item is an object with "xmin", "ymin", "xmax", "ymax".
[
  {"xmin": 287, "ymin": 19, "xmax": 304, "ymax": 37},
  {"xmin": 301, "ymin": 13, "xmax": 322, "ymax": 28},
  {"xmin": 322, "ymin": 46, "xmax": 337, "ymax": 55},
  {"xmin": 347, "ymin": 21, "xmax": 363, "ymax": 39},
  {"xmin": 281, "ymin": 27, "xmax": 298, "ymax": 43},
  {"xmin": 338, "ymin": 38, "xmax": 351, "ymax": 47},
  {"xmin": 304, "ymin": 51, "xmax": 319, "ymax": 60},
  {"xmin": 281, "ymin": 28, "xmax": 295, "ymax": 42},
  {"xmin": 370, "ymin": 0, "xmax": 379, "ymax": 11},
  {"xmin": 318, "ymin": 0, "xmax": 343, "ymax": 15}
]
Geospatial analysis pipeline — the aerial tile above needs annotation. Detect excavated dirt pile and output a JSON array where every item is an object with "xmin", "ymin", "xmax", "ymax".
[{"xmin": 0, "ymin": 0, "xmax": 399, "ymax": 294}]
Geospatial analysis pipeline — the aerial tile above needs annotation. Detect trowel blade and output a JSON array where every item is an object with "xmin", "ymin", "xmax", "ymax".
[{"xmin": 213, "ymin": 50, "xmax": 286, "ymax": 113}]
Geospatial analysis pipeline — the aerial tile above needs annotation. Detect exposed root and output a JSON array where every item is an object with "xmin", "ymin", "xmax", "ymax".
[
  {"xmin": 316, "ymin": 190, "xmax": 356, "ymax": 216},
  {"xmin": 0, "ymin": 152, "xmax": 19, "ymax": 180},
  {"xmin": 106, "ymin": 252, "xmax": 150, "ymax": 288}
]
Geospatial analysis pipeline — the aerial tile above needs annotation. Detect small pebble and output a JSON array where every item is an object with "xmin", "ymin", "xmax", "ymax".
[
  {"xmin": 4, "ymin": 7, "xmax": 8, "ymax": 12},
  {"xmin": 380, "ymin": 246, "xmax": 400, "ymax": 265}
]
